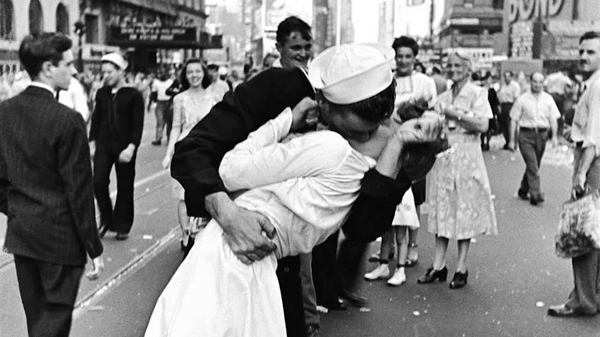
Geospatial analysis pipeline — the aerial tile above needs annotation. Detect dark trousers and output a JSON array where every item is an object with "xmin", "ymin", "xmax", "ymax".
[
  {"xmin": 154, "ymin": 100, "xmax": 173, "ymax": 142},
  {"xmin": 499, "ymin": 103, "xmax": 513, "ymax": 146},
  {"xmin": 277, "ymin": 256, "xmax": 306, "ymax": 337},
  {"xmin": 338, "ymin": 237, "xmax": 369, "ymax": 294},
  {"xmin": 93, "ymin": 148, "xmax": 136, "ymax": 234},
  {"xmin": 566, "ymin": 150, "xmax": 600, "ymax": 314},
  {"xmin": 517, "ymin": 128, "xmax": 548, "ymax": 198},
  {"xmin": 566, "ymin": 250, "xmax": 600, "ymax": 314},
  {"xmin": 14, "ymin": 255, "xmax": 84, "ymax": 337},
  {"xmin": 312, "ymin": 230, "xmax": 341, "ymax": 307}
]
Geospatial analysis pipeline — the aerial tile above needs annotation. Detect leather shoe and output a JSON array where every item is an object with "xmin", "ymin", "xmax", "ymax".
[
  {"xmin": 517, "ymin": 189, "xmax": 528, "ymax": 200},
  {"xmin": 530, "ymin": 194, "xmax": 545, "ymax": 206},
  {"xmin": 547, "ymin": 304, "xmax": 594, "ymax": 317},
  {"xmin": 306, "ymin": 323, "xmax": 321, "ymax": 337},
  {"xmin": 417, "ymin": 266, "xmax": 448, "ymax": 284},
  {"xmin": 339, "ymin": 289, "xmax": 368, "ymax": 307},
  {"xmin": 449, "ymin": 271, "xmax": 469, "ymax": 289},
  {"xmin": 324, "ymin": 299, "xmax": 347, "ymax": 311},
  {"xmin": 116, "ymin": 232, "xmax": 129, "ymax": 241}
]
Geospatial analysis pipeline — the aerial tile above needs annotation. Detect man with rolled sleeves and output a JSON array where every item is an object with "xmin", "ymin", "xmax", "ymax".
[{"xmin": 509, "ymin": 71, "xmax": 560, "ymax": 206}]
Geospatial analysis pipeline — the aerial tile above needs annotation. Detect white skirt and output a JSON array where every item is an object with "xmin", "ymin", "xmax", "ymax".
[
  {"xmin": 391, "ymin": 187, "xmax": 420, "ymax": 229},
  {"xmin": 145, "ymin": 219, "xmax": 286, "ymax": 337}
]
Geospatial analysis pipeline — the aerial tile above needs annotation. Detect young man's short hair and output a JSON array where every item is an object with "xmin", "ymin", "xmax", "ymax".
[
  {"xmin": 19, "ymin": 32, "xmax": 72, "ymax": 79},
  {"xmin": 276, "ymin": 16, "xmax": 312, "ymax": 45},
  {"xmin": 391, "ymin": 36, "xmax": 419, "ymax": 56}
]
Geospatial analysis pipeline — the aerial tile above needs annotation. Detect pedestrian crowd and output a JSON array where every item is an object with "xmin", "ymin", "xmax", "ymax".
[{"xmin": 1, "ymin": 15, "xmax": 600, "ymax": 337}]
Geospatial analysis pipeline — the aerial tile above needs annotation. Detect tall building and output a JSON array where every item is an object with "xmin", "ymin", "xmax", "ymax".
[
  {"xmin": 431, "ymin": 0, "xmax": 504, "ymax": 70},
  {"xmin": 0, "ymin": 0, "xmax": 80, "ymax": 75}
]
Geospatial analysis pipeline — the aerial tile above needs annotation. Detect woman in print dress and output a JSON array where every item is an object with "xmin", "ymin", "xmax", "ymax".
[{"xmin": 418, "ymin": 52, "xmax": 498, "ymax": 289}]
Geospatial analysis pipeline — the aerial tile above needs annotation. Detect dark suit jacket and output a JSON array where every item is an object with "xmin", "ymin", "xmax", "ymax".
[{"xmin": 0, "ymin": 85, "xmax": 103, "ymax": 265}]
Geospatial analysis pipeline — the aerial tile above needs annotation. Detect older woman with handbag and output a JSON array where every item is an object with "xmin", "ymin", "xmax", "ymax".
[{"xmin": 417, "ymin": 52, "xmax": 498, "ymax": 289}]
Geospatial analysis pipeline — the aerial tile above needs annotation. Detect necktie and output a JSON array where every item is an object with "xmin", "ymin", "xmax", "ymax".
[{"xmin": 55, "ymin": 90, "xmax": 60, "ymax": 100}]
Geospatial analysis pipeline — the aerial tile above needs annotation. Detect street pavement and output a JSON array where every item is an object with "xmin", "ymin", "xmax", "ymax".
[{"xmin": 3, "ymin": 124, "xmax": 600, "ymax": 336}]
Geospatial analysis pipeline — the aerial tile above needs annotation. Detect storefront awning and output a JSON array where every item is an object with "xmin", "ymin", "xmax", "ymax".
[
  {"xmin": 107, "ymin": 26, "xmax": 222, "ymax": 49},
  {"xmin": 116, "ymin": 0, "xmax": 178, "ymax": 16}
]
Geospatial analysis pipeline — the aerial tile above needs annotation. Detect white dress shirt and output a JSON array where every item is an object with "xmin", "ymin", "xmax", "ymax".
[
  {"xmin": 510, "ymin": 91, "xmax": 561, "ymax": 128},
  {"xmin": 58, "ymin": 77, "xmax": 90, "ymax": 122},
  {"xmin": 497, "ymin": 80, "xmax": 521, "ymax": 103},
  {"xmin": 29, "ymin": 81, "xmax": 56, "ymax": 97},
  {"xmin": 572, "ymin": 70, "xmax": 600, "ymax": 155}
]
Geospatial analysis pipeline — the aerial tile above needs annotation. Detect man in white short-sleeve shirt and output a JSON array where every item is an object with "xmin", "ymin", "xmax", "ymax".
[{"xmin": 509, "ymin": 71, "xmax": 560, "ymax": 205}]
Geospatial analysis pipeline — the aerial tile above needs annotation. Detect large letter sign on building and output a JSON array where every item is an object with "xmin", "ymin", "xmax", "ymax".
[{"xmin": 508, "ymin": 0, "xmax": 564, "ymax": 23}]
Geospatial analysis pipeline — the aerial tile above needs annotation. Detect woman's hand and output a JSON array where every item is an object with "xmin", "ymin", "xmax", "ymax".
[
  {"xmin": 394, "ymin": 112, "xmax": 444, "ymax": 145},
  {"xmin": 291, "ymin": 97, "xmax": 319, "ymax": 131},
  {"xmin": 440, "ymin": 104, "xmax": 463, "ymax": 121}
]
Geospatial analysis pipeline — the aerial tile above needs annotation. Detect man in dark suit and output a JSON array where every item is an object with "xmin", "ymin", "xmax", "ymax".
[
  {"xmin": 0, "ymin": 32, "xmax": 104, "ymax": 336},
  {"xmin": 89, "ymin": 53, "xmax": 145, "ymax": 240}
]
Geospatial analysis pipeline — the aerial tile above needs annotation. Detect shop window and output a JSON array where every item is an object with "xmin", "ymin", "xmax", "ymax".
[
  {"xmin": 29, "ymin": 0, "xmax": 44, "ymax": 35},
  {"xmin": 56, "ymin": 3, "xmax": 69, "ymax": 35},
  {"xmin": 0, "ymin": 0, "xmax": 14, "ymax": 40}
]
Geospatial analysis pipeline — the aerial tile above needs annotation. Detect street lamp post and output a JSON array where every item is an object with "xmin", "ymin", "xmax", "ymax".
[{"xmin": 74, "ymin": 21, "xmax": 85, "ymax": 72}]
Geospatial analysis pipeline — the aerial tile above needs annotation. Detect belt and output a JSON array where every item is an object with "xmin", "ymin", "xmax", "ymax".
[{"xmin": 520, "ymin": 127, "xmax": 548, "ymax": 133}]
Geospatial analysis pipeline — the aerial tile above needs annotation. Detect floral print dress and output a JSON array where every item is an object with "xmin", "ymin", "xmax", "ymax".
[{"xmin": 425, "ymin": 81, "xmax": 498, "ymax": 239}]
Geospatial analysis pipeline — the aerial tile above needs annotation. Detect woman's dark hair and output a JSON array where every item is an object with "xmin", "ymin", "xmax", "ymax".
[
  {"xmin": 392, "ymin": 36, "xmax": 419, "ymax": 56},
  {"xmin": 19, "ymin": 32, "xmax": 72, "ymax": 79},
  {"xmin": 329, "ymin": 79, "xmax": 396, "ymax": 123},
  {"xmin": 179, "ymin": 58, "xmax": 211, "ymax": 90},
  {"xmin": 414, "ymin": 62, "xmax": 426, "ymax": 73}
]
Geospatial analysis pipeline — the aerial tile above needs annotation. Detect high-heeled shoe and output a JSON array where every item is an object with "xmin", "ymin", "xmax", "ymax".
[
  {"xmin": 449, "ymin": 271, "xmax": 469, "ymax": 289},
  {"xmin": 417, "ymin": 266, "xmax": 448, "ymax": 284}
]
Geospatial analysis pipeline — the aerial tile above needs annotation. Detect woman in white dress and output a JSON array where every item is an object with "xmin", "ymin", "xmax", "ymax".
[
  {"xmin": 162, "ymin": 59, "xmax": 216, "ymax": 252},
  {"xmin": 145, "ymin": 44, "xmax": 444, "ymax": 337}
]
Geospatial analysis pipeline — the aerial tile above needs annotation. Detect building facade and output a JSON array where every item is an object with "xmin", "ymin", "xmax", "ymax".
[
  {"xmin": 507, "ymin": 0, "xmax": 600, "ymax": 63},
  {"xmin": 431, "ymin": 0, "xmax": 504, "ymax": 70},
  {"xmin": 0, "ymin": 0, "xmax": 79, "ymax": 75},
  {"xmin": 80, "ymin": 0, "xmax": 221, "ymax": 72}
]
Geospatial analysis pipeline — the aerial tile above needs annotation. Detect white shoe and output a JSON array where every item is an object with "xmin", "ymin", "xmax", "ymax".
[
  {"xmin": 387, "ymin": 268, "xmax": 406, "ymax": 286},
  {"xmin": 364, "ymin": 264, "xmax": 390, "ymax": 280}
]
